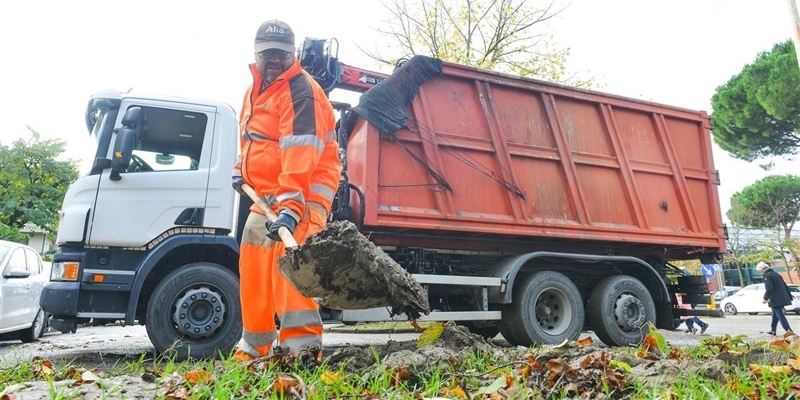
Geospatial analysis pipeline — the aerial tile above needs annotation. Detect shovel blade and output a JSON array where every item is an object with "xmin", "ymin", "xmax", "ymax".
[{"xmin": 278, "ymin": 221, "xmax": 430, "ymax": 318}]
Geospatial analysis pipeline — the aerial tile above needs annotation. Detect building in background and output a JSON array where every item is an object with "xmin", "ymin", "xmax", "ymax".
[{"xmin": 19, "ymin": 223, "xmax": 53, "ymax": 255}]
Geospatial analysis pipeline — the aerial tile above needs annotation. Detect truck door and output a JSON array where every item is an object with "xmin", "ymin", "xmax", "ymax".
[{"xmin": 87, "ymin": 101, "xmax": 217, "ymax": 248}]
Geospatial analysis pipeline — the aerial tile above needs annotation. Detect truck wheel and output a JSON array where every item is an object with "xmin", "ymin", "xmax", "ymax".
[
  {"xmin": 146, "ymin": 262, "xmax": 242, "ymax": 360},
  {"xmin": 19, "ymin": 308, "xmax": 47, "ymax": 343},
  {"xmin": 588, "ymin": 275, "xmax": 655, "ymax": 346},
  {"xmin": 500, "ymin": 271, "xmax": 584, "ymax": 346}
]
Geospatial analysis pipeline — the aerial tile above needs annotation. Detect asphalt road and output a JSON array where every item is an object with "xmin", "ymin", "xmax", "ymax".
[{"xmin": 0, "ymin": 313, "xmax": 796, "ymax": 368}]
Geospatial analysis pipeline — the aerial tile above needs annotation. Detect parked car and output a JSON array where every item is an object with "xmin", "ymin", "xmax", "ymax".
[
  {"xmin": 714, "ymin": 286, "xmax": 742, "ymax": 303},
  {"xmin": 0, "ymin": 240, "xmax": 49, "ymax": 342},
  {"xmin": 720, "ymin": 283, "xmax": 800, "ymax": 316},
  {"xmin": 694, "ymin": 286, "xmax": 741, "ymax": 310}
]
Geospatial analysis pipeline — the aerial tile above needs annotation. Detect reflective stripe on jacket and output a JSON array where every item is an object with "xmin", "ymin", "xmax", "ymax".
[{"xmin": 237, "ymin": 60, "xmax": 341, "ymax": 220}]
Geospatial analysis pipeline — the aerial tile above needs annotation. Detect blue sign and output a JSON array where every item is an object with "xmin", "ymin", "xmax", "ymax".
[{"xmin": 700, "ymin": 264, "xmax": 715, "ymax": 279}]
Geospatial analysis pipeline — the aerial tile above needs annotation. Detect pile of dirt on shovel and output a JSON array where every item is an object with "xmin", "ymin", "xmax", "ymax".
[{"xmin": 279, "ymin": 220, "xmax": 429, "ymax": 318}]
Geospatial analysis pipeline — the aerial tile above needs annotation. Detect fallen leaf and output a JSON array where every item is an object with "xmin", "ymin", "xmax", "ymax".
[
  {"xmin": 749, "ymin": 363, "xmax": 792, "ymax": 376},
  {"xmin": 545, "ymin": 358, "xmax": 569, "ymax": 374},
  {"xmin": 473, "ymin": 376, "xmax": 507, "ymax": 397},
  {"xmin": 440, "ymin": 386, "xmax": 467, "ymax": 399},
  {"xmin": 577, "ymin": 337, "xmax": 593, "ymax": 346},
  {"xmin": 271, "ymin": 374, "xmax": 302, "ymax": 396},
  {"xmin": 417, "ymin": 322, "xmax": 445, "ymax": 348},
  {"xmin": 770, "ymin": 338, "xmax": 788, "ymax": 348},
  {"xmin": 610, "ymin": 359, "xmax": 632, "ymax": 372},
  {"xmin": 320, "ymin": 370, "xmax": 341, "ymax": 384},
  {"xmin": 184, "ymin": 369, "xmax": 211, "ymax": 385}
]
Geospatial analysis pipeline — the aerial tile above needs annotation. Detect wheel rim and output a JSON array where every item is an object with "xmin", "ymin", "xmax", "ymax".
[
  {"xmin": 724, "ymin": 303, "xmax": 735, "ymax": 315},
  {"xmin": 172, "ymin": 286, "xmax": 226, "ymax": 339},
  {"xmin": 33, "ymin": 311, "xmax": 45, "ymax": 337},
  {"xmin": 534, "ymin": 288, "xmax": 572, "ymax": 335},
  {"xmin": 613, "ymin": 293, "xmax": 646, "ymax": 331}
]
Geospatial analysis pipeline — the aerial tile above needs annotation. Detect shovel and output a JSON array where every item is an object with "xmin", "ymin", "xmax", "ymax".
[{"xmin": 240, "ymin": 183, "xmax": 430, "ymax": 318}]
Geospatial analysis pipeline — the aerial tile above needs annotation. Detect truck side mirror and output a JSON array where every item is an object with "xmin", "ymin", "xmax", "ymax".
[{"xmin": 109, "ymin": 107, "xmax": 142, "ymax": 181}]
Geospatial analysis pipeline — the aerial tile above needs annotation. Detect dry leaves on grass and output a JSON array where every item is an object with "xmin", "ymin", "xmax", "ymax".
[{"xmin": 3, "ymin": 324, "xmax": 800, "ymax": 399}]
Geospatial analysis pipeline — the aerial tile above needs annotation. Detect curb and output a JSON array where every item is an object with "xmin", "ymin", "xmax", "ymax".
[{"xmin": 325, "ymin": 324, "xmax": 419, "ymax": 334}]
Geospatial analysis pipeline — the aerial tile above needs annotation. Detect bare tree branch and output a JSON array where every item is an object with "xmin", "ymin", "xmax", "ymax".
[{"xmin": 361, "ymin": 0, "xmax": 594, "ymax": 86}]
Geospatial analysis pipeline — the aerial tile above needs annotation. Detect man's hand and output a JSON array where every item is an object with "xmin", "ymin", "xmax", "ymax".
[
  {"xmin": 232, "ymin": 175, "xmax": 245, "ymax": 196},
  {"xmin": 266, "ymin": 212, "xmax": 298, "ymax": 241}
]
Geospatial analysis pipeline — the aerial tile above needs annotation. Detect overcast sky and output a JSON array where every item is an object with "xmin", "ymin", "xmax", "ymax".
[{"xmin": 1, "ymin": 0, "xmax": 796, "ymax": 220}]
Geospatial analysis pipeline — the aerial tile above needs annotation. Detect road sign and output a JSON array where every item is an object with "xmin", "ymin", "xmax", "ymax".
[{"xmin": 700, "ymin": 264, "xmax": 715, "ymax": 279}]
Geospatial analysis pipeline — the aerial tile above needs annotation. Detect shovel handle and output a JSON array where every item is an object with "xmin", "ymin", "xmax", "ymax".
[{"xmin": 240, "ymin": 183, "xmax": 299, "ymax": 248}]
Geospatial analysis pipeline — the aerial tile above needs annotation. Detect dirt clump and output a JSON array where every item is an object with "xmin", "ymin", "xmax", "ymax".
[{"xmin": 279, "ymin": 221, "xmax": 429, "ymax": 318}]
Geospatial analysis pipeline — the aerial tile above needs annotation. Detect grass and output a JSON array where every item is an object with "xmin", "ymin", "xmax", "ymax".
[{"xmin": 1, "ymin": 327, "xmax": 799, "ymax": 399}]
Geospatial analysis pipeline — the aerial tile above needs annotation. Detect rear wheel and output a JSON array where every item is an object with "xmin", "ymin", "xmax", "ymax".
[
  {"xmin": 588, "ymin": 275, "xmax": 655, "ymax": 347},
  {"xmin": 18, "ymin": 308, "xmax": 47, "ymax": 343},
  {"xmin": 500, "ymin": 271, "xmax": 584, "ymax": 347},
  {"xmin": 723, "ymin": 303, "xmax": 737, "ymax": 315},
  {"xmin": 146, "ymin": 262, "xmax": 242, "ymax": 360}
]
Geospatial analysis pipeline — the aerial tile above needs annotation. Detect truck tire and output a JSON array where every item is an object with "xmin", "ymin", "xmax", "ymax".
[
  {"xmin": 500, "ymin": 271, "xmax": 584, "ymax": 346},
  {"xmin": 676, "ymin": 276, "xmax": 708, "ymax": 294},
  {"xmin": 146, "ymin": 262, "xmax": 242, "ymax": 360},
  {"xmin": 588, "ymin": 275, "xmax": 655, "ymax": 346}
]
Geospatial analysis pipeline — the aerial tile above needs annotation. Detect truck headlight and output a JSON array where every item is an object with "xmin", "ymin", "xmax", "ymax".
[{"xmin": 51, "ymin": 261, "xmax": 80, "ymax": 281}]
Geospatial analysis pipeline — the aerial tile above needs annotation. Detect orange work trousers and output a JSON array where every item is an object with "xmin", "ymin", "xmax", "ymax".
[{"xmin": 237, "ymin": 206, "xmax": 326, "ymax": 358}]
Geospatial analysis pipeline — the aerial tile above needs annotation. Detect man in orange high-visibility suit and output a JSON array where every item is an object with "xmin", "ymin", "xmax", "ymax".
[{"xmin": 232, "ymin": 19, "xmax": 341, "ymax": 362}]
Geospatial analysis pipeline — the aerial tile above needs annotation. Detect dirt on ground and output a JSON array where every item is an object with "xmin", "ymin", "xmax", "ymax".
[{"xmin": 3, "ymin": 321, "xmax": 798, "ymax": 399}]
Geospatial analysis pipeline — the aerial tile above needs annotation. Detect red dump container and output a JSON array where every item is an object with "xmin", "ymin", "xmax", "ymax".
[{"xmin": 345, "ymin": 59, "xmax": 726, "ymax": 261}]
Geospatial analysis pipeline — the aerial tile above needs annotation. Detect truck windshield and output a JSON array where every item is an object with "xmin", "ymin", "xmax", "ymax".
[{"xmin": 77, "ymin": 105, "xmax": 114, "ymax": 177}]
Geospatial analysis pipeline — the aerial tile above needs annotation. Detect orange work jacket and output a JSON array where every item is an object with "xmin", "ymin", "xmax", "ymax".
[{"xmin": 237, "ymin": 60, "xmax": 341, "ymax": 221}]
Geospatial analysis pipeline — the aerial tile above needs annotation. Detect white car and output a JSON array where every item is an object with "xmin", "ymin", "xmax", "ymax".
[
  {"xmin": 0, "ymin": 240, "xmax": 49, "ymax": 342},
  {"xmin": 720, "ymin": 283, "xmax": 800, "ymax": 316}
]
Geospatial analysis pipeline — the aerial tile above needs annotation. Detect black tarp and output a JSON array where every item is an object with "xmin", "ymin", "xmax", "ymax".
[{"xmin": 347, "ymin": 56, "xmax": 443, "ymax": 136}]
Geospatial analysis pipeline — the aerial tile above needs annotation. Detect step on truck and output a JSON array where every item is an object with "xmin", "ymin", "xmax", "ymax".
[{"xmin": 41, "ymin": 38, "xmax": 726, "ymax": 358}]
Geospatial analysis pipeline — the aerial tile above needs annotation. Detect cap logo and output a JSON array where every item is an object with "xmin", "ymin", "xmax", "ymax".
[{"xmin": 264, "ymin": 25, "xmax": 285, "ymax": 34}]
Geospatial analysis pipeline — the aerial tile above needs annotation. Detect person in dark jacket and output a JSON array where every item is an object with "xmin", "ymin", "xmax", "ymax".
[{"xmin": 756, "ymin": 262, "xmax": 795, "ymax": 336}]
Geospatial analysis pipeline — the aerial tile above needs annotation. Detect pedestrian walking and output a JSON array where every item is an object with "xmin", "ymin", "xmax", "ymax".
[
  {"xmin": 678, "ymin": 294, "xmax": 709, "ymax": 334},
  {"xmin": 756, "ymin": 261, "xmax": 795, "ymax": 337}
]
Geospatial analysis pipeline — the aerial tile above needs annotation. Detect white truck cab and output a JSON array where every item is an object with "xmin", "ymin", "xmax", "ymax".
[{"xmin": 41, "ymin": 91, "xmax": 244, "ymax": 359}]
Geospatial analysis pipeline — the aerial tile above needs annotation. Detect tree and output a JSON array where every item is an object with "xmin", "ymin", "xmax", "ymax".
[
  {"xmin": 364, "ymin": 0, "xmax": 597, "ymax": 87},
  {"xmin": 727, "ymin": 174, "xmax": 800, "ymax": 239},
  {"xmin": 0, "ymin": 128, "xmax": 78, "ymax": 241},
  {"xmin": 710, "ymin": 40, "xmax": 800, "ymax": 162},
  {"xmin": 724, "ymin": 224, "xmax": 758, "ymax": 286}
]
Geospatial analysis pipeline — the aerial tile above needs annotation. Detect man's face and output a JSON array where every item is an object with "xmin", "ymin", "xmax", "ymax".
[{"xmin": 255, "ymin": 49, "xmax": 294, "ymax": 85}]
